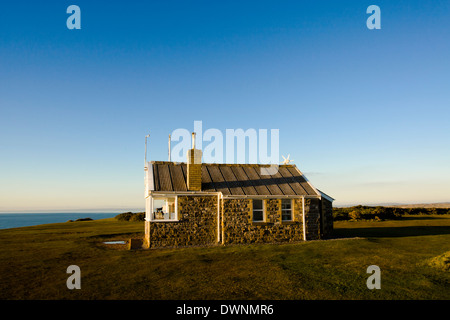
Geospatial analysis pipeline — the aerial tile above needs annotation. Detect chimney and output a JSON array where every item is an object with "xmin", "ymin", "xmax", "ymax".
[{"xmin": 187, "ymin": 132, "xmax": 202, "ymax": 191}]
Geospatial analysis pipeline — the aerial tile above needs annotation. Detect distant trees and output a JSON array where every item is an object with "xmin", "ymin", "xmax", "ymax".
[{"xmin": 333, "ymin": 205, "xmax": 450, "ymax": 221}]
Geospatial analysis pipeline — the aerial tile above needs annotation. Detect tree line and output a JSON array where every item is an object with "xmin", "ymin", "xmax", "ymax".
[{"xmin": 333, "ymin": 205, "xmax": 450, "ymax": 221}]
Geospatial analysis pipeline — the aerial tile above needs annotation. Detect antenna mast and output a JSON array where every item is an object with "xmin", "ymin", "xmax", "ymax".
[
  {"xmin": 168, "ymin": 134, "xmax": 171, "ymax": 161},
  {"xmin": 145, "ymin": 133, "xmax": 150, "ymax": 166}
]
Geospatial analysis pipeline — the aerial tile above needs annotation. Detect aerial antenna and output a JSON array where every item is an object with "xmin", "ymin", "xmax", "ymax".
[
  {"xmin": 281, "ymin": 154, "xmax": 294, "ymax": 165},
  {"xmin": 168, "ymin": 134, "xmax": 171, "ymax": 161},
  {"xmin": 144, "ymin": 133, "xmax": 150, "ymax": 166}
]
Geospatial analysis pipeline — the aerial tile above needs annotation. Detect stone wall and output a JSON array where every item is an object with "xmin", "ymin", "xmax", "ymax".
[
  {"xmin": 144, "ymin": 195, "xmax": 332, "ymax": 249},
  {"xmin": 222, "ymin": 198, "xmax": 304, "ymax": 244},
  {"xmin": 321, "ymin": 198, "xmax": 333, "ymax": 238},
  {"xmin": 145, "ymin": 195, "xmax": 217, "ymax": 248},
  {"xmin": 303, "ymin": 198, "xmax": 321, "ymax": 240}
]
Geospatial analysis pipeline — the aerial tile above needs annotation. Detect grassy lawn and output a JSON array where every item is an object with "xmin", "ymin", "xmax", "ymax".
[{"xmin": 0, "ymin": 215, "xmax": 449, "ymax": 300}]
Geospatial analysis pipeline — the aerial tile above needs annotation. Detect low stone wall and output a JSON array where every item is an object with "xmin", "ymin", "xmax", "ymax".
[
  {"xmin": 145, "ymin": 195, "xmax": 217, "ymax": 248},
  {"xmin": 222, "ymin": 198, "xmax": 304, "ymax": 244}
]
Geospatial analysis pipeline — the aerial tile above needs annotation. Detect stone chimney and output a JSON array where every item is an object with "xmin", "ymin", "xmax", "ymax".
[{"xmin": 187, "ymin": 132, "xmax": 202, "ymax": 191}]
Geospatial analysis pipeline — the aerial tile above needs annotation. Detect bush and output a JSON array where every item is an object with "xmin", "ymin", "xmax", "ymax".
[
  {"xmin": 75, "ymin": 218, "xmax": 93, "ymax": 222},
  {"xmin": 130, "ymin": 212, "xmax": 145, "ymax": 222},
  {"xmin": 115, "ymin": 212, "xmax": 134, "ymax": 221},
  {"xmin": 67, "ymin": 218, "xmax": 92, "ymax": 222},
  {"xmin": 332, "ymin": 208, "xmax": 349, "ymax": 220},
  {"xmin": 115, "ymin": 212, "xmax": 145, "ymax": 222},
  {"xmin": 348, "ymin": 210, "xmax": 361, "ymax": 220}
]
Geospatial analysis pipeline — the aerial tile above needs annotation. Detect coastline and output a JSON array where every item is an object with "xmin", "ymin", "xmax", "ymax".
[{"xmin": 0, "ymin": 212, "xmax": 119, "ymax": 230}]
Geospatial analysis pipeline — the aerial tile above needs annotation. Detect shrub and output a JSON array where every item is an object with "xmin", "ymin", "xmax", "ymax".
[
  {"xmin": 74, "ymin": 218, "xmax": 93, "ymax": 222},
  {"xmin": 115, "ymin": 212, "xmax": 145, "ymax": 221},
  {"xmin": 348, "ymin": 210, "xmax": 361, "ymax": 220},
  {"xmin": 332, "ymin": 208, "xmax": 349, "ymax": 220},
  {"xmin": 129, "ymin": 212, "xmax": 145, "ymax": 222},
  {"xmin": 115, "ymin": 212, "xmax": 134, "ymax": 221}
]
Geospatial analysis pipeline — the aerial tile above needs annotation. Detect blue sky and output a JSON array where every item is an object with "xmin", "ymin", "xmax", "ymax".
[{"xmin": 1, "ymin": 1, "xmax": 449, "ymax": 211}]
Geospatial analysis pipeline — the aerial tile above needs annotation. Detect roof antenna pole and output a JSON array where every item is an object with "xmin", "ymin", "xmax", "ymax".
[
  {"xmin": 168, "ymin": 134, "xmax": 171, "ymax": 162},
  {"xmin": 145, "ymin": 133, "xmax": 150, "ymax": 167}
]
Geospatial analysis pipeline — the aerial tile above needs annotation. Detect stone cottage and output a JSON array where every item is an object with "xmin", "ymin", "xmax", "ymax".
[{"xmin": 143, "ymin": 144, "xmax": 334, "ymax": 249}]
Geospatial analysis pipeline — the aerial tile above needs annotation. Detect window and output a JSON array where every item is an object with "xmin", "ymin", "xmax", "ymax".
[
  {"xmin": 252, "ymin": 199, "xmax": 265, "ymax": 222},
  {"xmin": 152, "ymin": 197, "xmax": 177, "ymax": 220},
  {"xmin": 281, "ymin": 199, "xmax": 293, "ymax": 221}
]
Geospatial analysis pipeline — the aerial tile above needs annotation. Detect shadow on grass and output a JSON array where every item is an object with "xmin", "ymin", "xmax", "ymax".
[
  {"xmin": 333, "ymin": 226, "xmax": 450, "ymax": 239},
  {"xmin": 87, "ymin": 232, "xmax": 143, "ymax": 240},
  {"xmin": 398, "ymin": 215, "xmax": 449, "ymax": 221}
]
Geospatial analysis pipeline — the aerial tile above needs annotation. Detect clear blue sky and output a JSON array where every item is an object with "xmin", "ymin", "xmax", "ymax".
[{"xmin": 1, "ymin": 1, "xmax": 449, "ymax": 211}]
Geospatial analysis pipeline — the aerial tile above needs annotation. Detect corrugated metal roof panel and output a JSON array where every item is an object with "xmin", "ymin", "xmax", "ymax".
[
  {"xmin": 278, "ymin": 167, "xmax": 308, "ymax": 195},
  {"xmin": 206, "ymin": 165, "xmax": 231, "ymax": 195},
  {"xmin": 270, "ymin": 168, "xmax": 296, "ymax": 195},
  {"xmin": 251, "ymin": 166, "xmax": 283, "ymax": 195},
  {"xmin": 286, "ymin": 166, "xmax": 316, "ymax": 195},
  {"xmin": 240, "ymin": 166, "xmax": 272, "ymax": 195},
  {"xmin": 152, "ymin": 162, "xmax": 161, "ymax": 191},
  {"xmin": 157, "ymin": 164, "xmax": 173, "ymax": 192},
  {"xmin": 149, "ymin": 162, "xmax": 320, "ymax": 197},
  {"xmin": 219, "ymin": 166, "xmax": 245, "ymax": 195},
  {"xmin": 230, "ymin": 166, "xmax": 259, "ymax": 195},
  {"xmin": 169, "ymin": 164, "xmax": 187, "ymax": 191},
  {"xmin": 201, "ymin": 165, "xmax": 216, "ymax": 192}
]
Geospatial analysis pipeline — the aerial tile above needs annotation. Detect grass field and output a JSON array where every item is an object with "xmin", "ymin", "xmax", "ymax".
[{"xmin": 0, "ymin": 215, "xmax": 449, "ymax": 300}]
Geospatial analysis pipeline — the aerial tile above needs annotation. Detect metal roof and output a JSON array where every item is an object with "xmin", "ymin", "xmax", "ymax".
[{"xmin": 149, "ymin": 161, "xmax": 320, "ymax": 196}]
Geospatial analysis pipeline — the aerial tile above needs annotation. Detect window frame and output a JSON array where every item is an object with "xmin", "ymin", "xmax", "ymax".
[
  {"xmin": 252, "ymin": 199, "xmax": 266, "ymax": 223},
  {"xmin": 281, "ymin": 199, "xmax": 294, "ymax": 222},
  {"xmin": 150, "ymin": 196, "xmax": 178, "ymax": 221}
]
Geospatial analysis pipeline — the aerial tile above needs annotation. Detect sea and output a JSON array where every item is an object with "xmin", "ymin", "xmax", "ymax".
[{"xmin": 0, "ymin": 212, "xmax": 119, "ymax": 230}]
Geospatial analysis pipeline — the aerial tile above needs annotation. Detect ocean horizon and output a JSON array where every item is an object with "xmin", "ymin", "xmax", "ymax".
[{"xmin": 0, "ymin": 212, "xmax": 121, "ymax": 230}]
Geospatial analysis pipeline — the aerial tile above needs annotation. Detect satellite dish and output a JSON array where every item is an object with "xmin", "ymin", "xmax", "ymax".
[{"xmin": 281, "ymin": 154, "xmax": 294, "ymax": 165}]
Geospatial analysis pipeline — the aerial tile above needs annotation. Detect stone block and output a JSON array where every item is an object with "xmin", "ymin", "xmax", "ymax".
[{"xmin": 128, "ymin": 238, "xmax": 143, "ymax": 250}]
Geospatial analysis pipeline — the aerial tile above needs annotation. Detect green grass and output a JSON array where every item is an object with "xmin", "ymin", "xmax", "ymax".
[{"xmin": 0, "ymin": 215, "xmax": 449, "ymax": 300}]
